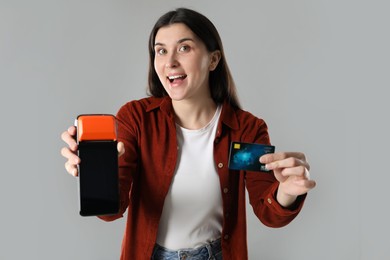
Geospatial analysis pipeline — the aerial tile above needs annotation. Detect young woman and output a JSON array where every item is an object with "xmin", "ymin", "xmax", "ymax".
[{"xmin": 61, "ymin": 8, "xmax": 316, "ymax": 260}]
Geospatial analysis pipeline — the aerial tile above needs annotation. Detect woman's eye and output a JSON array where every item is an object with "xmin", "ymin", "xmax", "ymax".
[
  {"xmin": 157, "ymin": 49, "xmax": 167, "ymax": 55},
  {"xmin": 179, "ymin": 45, "xmax": 189, "ymax": 52}
]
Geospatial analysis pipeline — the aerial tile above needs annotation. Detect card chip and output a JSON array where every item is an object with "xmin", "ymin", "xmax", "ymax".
[{"xmin": 234, "ymin": 143, "xmax": 241, "ymax": 149}]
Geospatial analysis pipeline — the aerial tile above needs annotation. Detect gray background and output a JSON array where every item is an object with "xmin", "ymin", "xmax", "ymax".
[{"xmin": 1, "ymin": 0, "xmax": 389, "ymax": 259}]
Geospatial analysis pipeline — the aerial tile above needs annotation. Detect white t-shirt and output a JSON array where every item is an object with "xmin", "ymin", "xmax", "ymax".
[{"xmin": 156, "ymin": 105, "xmax": 223, "ymax": 250}]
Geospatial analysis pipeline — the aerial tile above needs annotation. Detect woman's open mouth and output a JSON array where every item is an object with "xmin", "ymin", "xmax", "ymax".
[{"xmin": 167, "ymin": 74, "xmax": 187, "ymax": 83}]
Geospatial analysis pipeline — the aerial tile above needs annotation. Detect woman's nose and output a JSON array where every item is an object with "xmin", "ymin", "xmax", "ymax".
[{"xmin": 165, "ymin": 53, "xmax": 179, "ymax": 68}]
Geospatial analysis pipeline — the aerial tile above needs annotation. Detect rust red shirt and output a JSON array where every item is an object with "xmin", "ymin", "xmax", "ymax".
[{"xmin": 99, "ymin": 96, "xmax": 306, "ymax": 259}]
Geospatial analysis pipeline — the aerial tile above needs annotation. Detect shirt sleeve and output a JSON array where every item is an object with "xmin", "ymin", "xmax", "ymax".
[{"xmin": 244, "ymin": 118, "xmax": 306, "ymax": 228}]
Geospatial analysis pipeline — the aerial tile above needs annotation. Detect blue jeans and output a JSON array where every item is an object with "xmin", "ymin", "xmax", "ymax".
[{"xmin": 151, "ymin": 238, "xmax": 223, "ymax": 260}]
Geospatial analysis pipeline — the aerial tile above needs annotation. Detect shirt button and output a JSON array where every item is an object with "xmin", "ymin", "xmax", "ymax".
[
  {"xmin": 267, "ymin": 198, "xmax": 272, "ymax": 204},
  {"xmin": 218, "ymin": 163, "xmax": 224, "ymax": 168},
  {"xmin": 224, "ymin": 234, "xmax": 229, "ymax": 240},
  {"xmin": 223, "ymin": 188, "xmax": 229, "ymax": 193}
]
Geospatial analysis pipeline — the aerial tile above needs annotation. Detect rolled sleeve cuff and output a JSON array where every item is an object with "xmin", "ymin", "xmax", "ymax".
[{"xmin": 259, "ymin": 182, "xmax": 307, "ymax": 227}]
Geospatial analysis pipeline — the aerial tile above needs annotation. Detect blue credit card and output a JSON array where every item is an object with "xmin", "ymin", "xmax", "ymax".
[{"xmin": 228, "ymin": 142, "xmax": 275, "ymax": 172}]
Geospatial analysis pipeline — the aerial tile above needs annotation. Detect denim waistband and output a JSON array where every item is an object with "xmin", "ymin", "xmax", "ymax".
[{"xmin": 151, "ymin": 238, "xmax": 222, "ymax": 260}]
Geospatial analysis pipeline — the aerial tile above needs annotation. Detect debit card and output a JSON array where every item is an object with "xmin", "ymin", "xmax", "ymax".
[{"xmin": 228, "ymin": 142, "xmax": 275, "ymax": 172}]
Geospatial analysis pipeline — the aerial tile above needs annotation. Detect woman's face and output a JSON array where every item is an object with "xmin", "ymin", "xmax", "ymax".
[{"xmin": 154, "ymin": 23, "xmax": 219, "ymax": 103}]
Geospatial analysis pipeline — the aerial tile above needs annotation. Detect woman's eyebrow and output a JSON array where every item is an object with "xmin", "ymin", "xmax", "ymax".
[
  {"xmin": 154, "ymin": 42, "xmax": 164, "ymax": 47},
  {"xmin": 177, "ymin": 38, "xmax": 194, "ymax": 44},
  {"xmin": 154, "ymin": 37, "xmax": 195, "ymax": 47}
]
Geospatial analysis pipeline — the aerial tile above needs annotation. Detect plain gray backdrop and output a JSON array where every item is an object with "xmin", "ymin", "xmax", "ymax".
[{"xmin": 1, "ymin": 0, "xmax": 389, "ymax": 259}]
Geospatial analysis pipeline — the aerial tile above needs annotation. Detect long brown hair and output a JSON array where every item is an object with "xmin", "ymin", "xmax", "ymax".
[{"xmin": 147, "ymin": 8, "xmax": 241, "ymax": 109}]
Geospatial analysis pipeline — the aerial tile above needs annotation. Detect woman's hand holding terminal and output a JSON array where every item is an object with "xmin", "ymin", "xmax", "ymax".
[{"xmin": 60, "ymin": 126, "xmax": 125, "ymax": 177}]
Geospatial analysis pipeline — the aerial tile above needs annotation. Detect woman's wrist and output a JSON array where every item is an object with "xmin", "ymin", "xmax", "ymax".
[{"xmin": 276, "ymin": 186, "xmax": 298, "ymax": 208}]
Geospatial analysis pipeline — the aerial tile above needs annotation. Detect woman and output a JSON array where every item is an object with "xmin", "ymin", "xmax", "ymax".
[{"xmin": 61, "ymin": 8, "xmax": 316, "ymax": 260}]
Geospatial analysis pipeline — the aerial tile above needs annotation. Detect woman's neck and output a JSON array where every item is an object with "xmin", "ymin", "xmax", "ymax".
[{"xmin": 172, "ymin": 98, "xmax": 217, "ymax": 130}]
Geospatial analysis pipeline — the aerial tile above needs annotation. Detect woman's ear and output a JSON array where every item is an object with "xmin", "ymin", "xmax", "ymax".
[{"xmin": 209, "ymin": 50, "xmax": 221, "ymax": 71}]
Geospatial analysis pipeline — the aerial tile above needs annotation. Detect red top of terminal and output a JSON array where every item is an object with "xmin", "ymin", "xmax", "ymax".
[{"xmin": 77, "ymin": 115, "xmax": 117, "ymax": 142}]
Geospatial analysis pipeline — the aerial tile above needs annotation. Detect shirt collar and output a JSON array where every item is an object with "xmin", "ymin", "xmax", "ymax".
[
  {"xmin": 145, "ymin": 96, "xmax": 173, "ymax": 114},
  {"xmin": 220, "ymin": 100, "xmax": 239, "ymax": 130}
]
